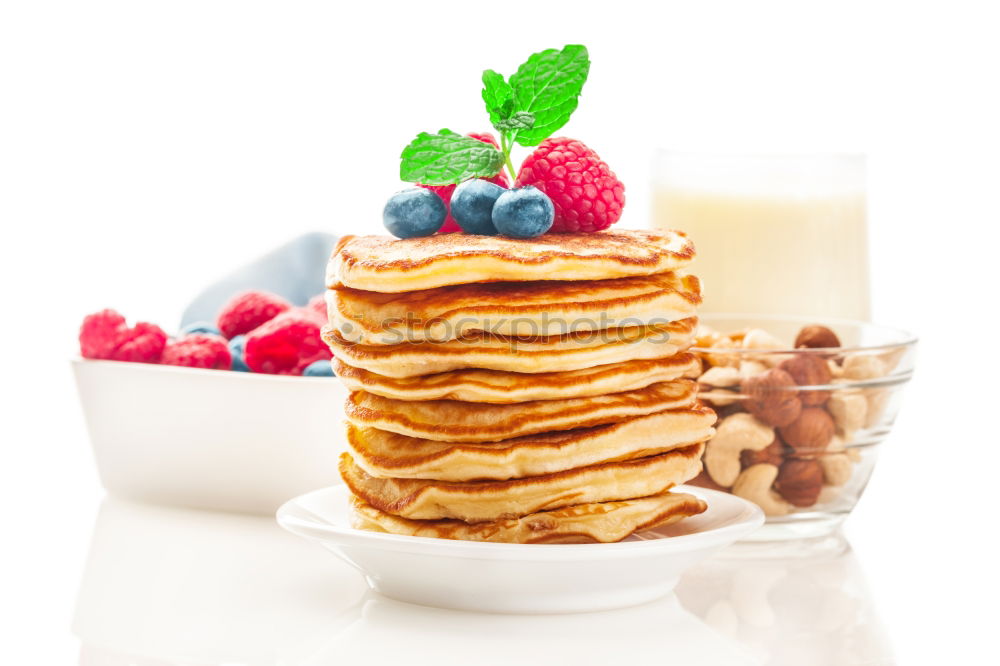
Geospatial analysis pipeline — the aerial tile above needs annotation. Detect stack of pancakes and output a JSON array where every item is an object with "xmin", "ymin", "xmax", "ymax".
[{"xmin": 322, "ymin": 229, "xmax": 716, "ymax": 544}]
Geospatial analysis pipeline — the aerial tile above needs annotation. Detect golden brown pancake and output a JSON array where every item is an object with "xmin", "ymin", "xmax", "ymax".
[
  {"xmin": 332, "ymin": 353, "xmax": 701, "ymax": 403},
  {"xmin": 327, "ymin": 273, "xmax": 701, "ymax": 345},
  {"xmin": 323, "ymin": 317, "xmax": 696, "ymax": 378},
  {"xmin": 339, "ymin": 445, "xmax": 705, "ymax": 522},
  {"xmin": 327, "ymin": 229, "xmax": 696, "ymax": 292},
  {"xmin": 350, "ymin": 492, "xmax": 708, "ymax": 544},
  {"xmin": 345, "ymin": 405, "xmax": 717, "ymax": 481},
  {"xmin": 345, "ymin": 379, "xmax": 698, "ymax": 443}
]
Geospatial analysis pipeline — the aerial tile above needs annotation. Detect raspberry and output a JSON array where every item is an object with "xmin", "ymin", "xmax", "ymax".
[
  {"xmin": 243, "ymin": 314, "xmax": 332, "ymax": 375},
  {"xmin": 216, "ymin": 291, "xmax": 291, "ymax": 339},
  {"xmin": 110, "ymin": 321, "xmax": 168, "ymax": 363},
  {"xmin": 419, "ymin": 132, "xmax": 509, "ymax": 233},
  {"xmin": 162, "ymin": 334, "xmax": 232, "ymax": 370},
  {"xmin": 515, "ymin": 137, "xmax": 625, "ymax": 232},
  {"xmin": 79, "ymin": 309, "xmax": 127, "ymax": 360},
  {"xmin": 79, "ymin": 309, "xmax": 167, "ymax": 363}
]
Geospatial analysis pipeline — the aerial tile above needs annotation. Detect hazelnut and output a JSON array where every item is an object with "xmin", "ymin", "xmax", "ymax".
[
  {"xmin": 774, "ymin": 459, "xmax": 824, "ymax": 507},
  {"xmin": 779, "ymin": 407, "xmax": 835, "ymax": 457},
  {"xmin": 740, "ymin": 436, "xmax": 785, "ymax": 468},
  {"xmin": 795, "ymin": 325, "xmax": 841, "ymax": 349},
  {"xmin": 741, "ymin": 368, "xmax": 802, "ymax": 427},
  {"xmin": 778, "ymin": 354, "xmax": 833, "ymax": 406}
]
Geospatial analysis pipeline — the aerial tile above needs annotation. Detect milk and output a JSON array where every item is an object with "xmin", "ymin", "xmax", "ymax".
[{"xmin": 652, "ymin": 154, "xmax": 870, "ymax": 320}]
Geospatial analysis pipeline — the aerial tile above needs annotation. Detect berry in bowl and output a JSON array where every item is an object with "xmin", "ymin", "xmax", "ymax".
[
  {"xmin": 688, "ymin": 314, "xmax": 916, "ymax": 541},
  {"xmin": 73, "ymin": 287, "xmax": 347, "ymax": 515}
]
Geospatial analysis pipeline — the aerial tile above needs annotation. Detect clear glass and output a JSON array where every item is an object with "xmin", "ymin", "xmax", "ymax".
[
  {"xmin": 652, "ymin": 152, "xmax": 870, "ymax": 320},
  {"xmin": 690, "ymin": 314, "xmax": 916, "ymax": 541}
]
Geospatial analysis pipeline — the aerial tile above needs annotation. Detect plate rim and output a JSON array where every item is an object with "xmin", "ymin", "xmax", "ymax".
[{"xmin": 276, "ymin": 484, "xmax": 764, "ymax": 561}]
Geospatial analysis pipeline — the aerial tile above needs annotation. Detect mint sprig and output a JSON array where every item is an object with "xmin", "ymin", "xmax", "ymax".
[
  {"xmin": 399, "ymin": 45, "xmax": 591, "ymax": 185},
  {"xmin": 507, "ymin": 45, "xmax": 590, "ymax": 146},
  {"xmin": 399, "ymin": 130, "xmax": 505, "ymax": 185}
]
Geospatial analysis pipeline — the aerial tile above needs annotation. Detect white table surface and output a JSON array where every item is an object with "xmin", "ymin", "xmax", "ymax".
[{"xmin": 4, "ymin": 365, "xmax": 996, "ymax": 666}]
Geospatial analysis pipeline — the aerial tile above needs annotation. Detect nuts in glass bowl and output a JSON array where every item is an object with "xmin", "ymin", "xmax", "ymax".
[{"xmin": 689, "ymin": 315, "xmax": 916, "ymax": 540}]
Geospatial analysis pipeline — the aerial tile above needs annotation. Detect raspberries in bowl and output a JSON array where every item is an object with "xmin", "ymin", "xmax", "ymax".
[{"xmin": 77, "ymin": 290, "xmax": 333, "ymax": 377}]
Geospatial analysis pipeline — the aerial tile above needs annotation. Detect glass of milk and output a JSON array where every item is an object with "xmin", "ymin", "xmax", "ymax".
[{"xmin": 652, "ymin": 153, "xmax": 870, "ymax": 320}]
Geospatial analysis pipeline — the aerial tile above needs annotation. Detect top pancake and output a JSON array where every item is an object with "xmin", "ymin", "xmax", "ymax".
[{"xmin": 327, "ymin": 229, "xmax": 696, "ymax": 292}]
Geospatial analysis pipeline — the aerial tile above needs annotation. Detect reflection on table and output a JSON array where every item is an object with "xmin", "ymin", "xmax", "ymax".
[
  {"xmin": 73, "ymin": 497, "xmax": 892, "ymax": 666},
  {"xmin": 676, "ymin": 536, "xmax": 895, "ymax": 665}
]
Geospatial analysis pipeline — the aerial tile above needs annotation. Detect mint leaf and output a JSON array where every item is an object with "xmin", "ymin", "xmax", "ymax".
[
  {"xmin": 400, "ymin": 130, "xmax": 505, "ymax": 185},
  {"xmin": 494, "ymin": 111, "xmax": 535, "ymax": 132},
  {"xmin": 508, "ymin": 44, "xmax": 590, "ymax": 146},
  {"xmin": 482, "ymin": 69, "xmax": 514, "ymax": 127}
]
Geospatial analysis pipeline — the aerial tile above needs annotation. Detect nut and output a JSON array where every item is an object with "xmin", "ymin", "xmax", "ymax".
[
  {"xmin": 778, "ymin": 407, "xmax": 835, "ymax": 457},
  {"xmin": 740, "ymin": 436, "xmax": 785, "ymax": 468},
  {"xmin": 864, "ymin": 387, "xmax": 890, "ymax": 428},
  {"xmin": 778, "ymin": 354, "xmax": 833, "ymax": 405},
  {"xmin": 774, "ymin": 459, "xmax": 824, "ymax": 507},
  {"xmin": 703, "ymin": 413, "xmax": 775, "ymax": 487},
  {"xmin": 739, "ymin": 359, "xmax": 769, "ymax": 377},
  {"xmin": 742, "ymin": 328, "xmax": 787, "ymax": 350},
  {"xmin": 842, "ymin": 353, "xmax": 888, "ymax": 380},
  {"xmin": 817, "ymin": 485, "xmax": 842, "ymax": 504},
  {"xmin": 732, "ymin": 464, "xmax": 792, "ymax": 516},
  {"xmin": 828, "ymin": 390, "xmax": 868, "ymax": 435},
  {"xmin": 701, "ymin": 388, "xmax": 741, "ymax": 407},
  {"xmin": 699, "ymin": 365, "xmax": 742, "ymax": 388},
  {"xmin": 795, "ymin": 325, "xmax": 841, "ymax": 349},
  {"xmin": 820, "ymin": 453, "xmax": 853, "ymax": 486},
  {"xmin": 741, "ymin": 368, "xmax": 802, "ymax": 427}
]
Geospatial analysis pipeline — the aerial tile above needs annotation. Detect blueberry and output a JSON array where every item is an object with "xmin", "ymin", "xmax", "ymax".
[
  {"xmin": 181, "ymin": 321, "xmax": 222, "ymax": 337},
  {"xmin": 228, "ymin": 335, "xmax": 250, "ymax": 372},
  {"xmin": 303, "ymin": 359, "xmax": 335, "ymax": 377},
  {"xmin": 491, "ymin": 186, "xmax": 554, "ymax": 239},
  {"xmin": 383, "ymin": 188, "xmax": 447, "ymax": 239},
  {"xmin": 450, "ymin": 179, "xmax": 505, "ymax": 235}
]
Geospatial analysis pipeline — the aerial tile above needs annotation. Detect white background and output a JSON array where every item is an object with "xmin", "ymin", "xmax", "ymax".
[{"xmin": 2, "ymin": 1, "xmax": 999, "ymax": 663}]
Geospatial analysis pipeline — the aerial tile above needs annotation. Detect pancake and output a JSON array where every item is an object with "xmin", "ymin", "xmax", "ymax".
[
  {"xmin": 327, "ymin": 273, "xmax": 701, "ymax": 345},
  {"xmin": 345, "ymin": 405, "xmax": 717, "ymax": 481},
  {"xmin": 350, "ymin": 492, "xmax": 708, "ymax": 544},
  {"xmin": 323, "ymin": 317, "xmax": 696, "ymax": 378},
  {"xmin": 339, "ymin": 445, "xmax": 705, "ymax": 522},
  {"xmin": 327, "ymin": 229, "xmax": 696, "ymax": 292},
  {"xmin": 332, "ymin": 353, "xmax": 701, "ymax": 403},
  {"xmin": 345, "ymin": 379, "xmax": 698, "ymax": 442}
]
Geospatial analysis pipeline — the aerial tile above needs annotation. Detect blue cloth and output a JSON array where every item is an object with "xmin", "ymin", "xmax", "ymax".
[{"xmin": 180, "ymin": 232, "xmax": 338, "ymax": 328}]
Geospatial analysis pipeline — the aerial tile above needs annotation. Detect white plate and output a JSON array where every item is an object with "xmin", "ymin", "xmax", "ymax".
[{"xmin": 277, "ymin": 485, "xmax": 764, "ymax": 614}]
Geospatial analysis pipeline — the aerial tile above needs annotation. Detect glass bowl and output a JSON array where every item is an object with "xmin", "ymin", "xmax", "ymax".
[{"xmin": 688, "ymin": 314, "xmax": 916, "ymax": 541}]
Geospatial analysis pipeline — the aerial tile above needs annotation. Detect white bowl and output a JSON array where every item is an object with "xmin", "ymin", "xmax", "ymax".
[
  {"xmin": 277, "ymin": 485, "xmax": 764, "ymax": 614},
  {"xmin": 73, "ymin": 359, "xmax": 348, "ymax": 515}
]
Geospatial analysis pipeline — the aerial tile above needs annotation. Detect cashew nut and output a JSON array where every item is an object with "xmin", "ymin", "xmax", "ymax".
[
  {"xmin": 704, "ymin": 413, "xmax": 775, "ymax": 487},
  {"xmin": 700, "ymin": 365, "xmax": 742, "ymax": 388},
  {"xmin": 741, "ymin": 328, "xmax": 787, "ymax": 350},
  {"xmin": 842, "ymin": 354, "xmax": 887, "ymax": 380},
  {"xmin": 702, "ymin": 388, "xmax": 741, "ymax": 407},
  {"xmin": 820, "ymin": 453, "xmax": 853, "ymax": 486},
  {"xmin": 864, "ymin": 388, "xmax": 890, "ymax": 428},
  {"xmin": 739, "ymin": 359, "xmax": 769, "ymax": 377},
  {"xmin": 828, "ymin": 390, "xmax": 868, "ymax": 435},
  {"xmin": 732, "ymin": 464, "xmax": 792, "ymax": 516}
]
